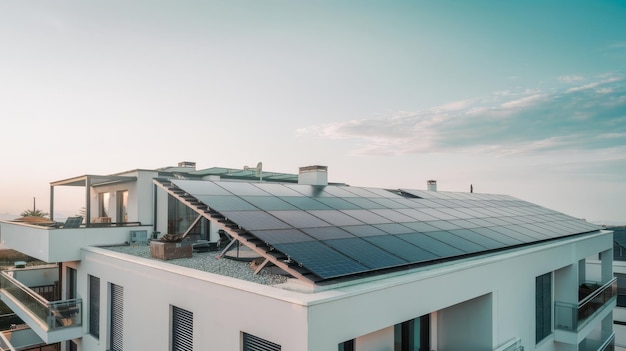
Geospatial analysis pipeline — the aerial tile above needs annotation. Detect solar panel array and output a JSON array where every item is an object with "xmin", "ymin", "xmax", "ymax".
[{"xmin": 172, "ymin": 180, "xmax": 600, "ymax": 281}]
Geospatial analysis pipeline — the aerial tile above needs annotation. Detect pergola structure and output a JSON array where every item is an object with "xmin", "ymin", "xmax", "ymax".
[{"xmin": 49, "ymin": 175, "xmax": 136, "ymax": 227}]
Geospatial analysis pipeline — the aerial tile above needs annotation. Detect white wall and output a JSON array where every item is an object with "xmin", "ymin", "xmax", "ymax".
[
  {"xmin": 437, "ymin": 293, "xmax": 492, "ymax": 351},
  {"xmin": 12, "ymin": 266, "xmax": 58, "ymax": 287},
  {"xmin": 306, "ymin": 231, "xmax": 612, "ymax": 351},
  {"xmin": 71, "ymin": 231, "xmax": 612, "ymax": 351},
  {"xmin": 77, "ymin": 249, "xmax": 310, "ymax": 351}
]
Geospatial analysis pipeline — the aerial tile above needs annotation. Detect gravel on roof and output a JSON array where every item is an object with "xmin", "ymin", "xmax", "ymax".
[{"xmin": 105, "ymin": 245, "xmax": 289, "ymax": 286}]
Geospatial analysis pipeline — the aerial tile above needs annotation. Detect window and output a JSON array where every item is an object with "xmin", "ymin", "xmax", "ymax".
[
  {"xmin": 110, "ymin": 284, "xmax": 124, "ymax": 351},
  {"xmin": 89, "ymin": 275, "xmax": 100, "ymax": 338},
  {"xmin": 338, "ymin": 339, "xmax": 354, "ymax": 351},
  {"xmin": 536, "ymin": 272, "xmax": 552, "ymax": 343},
  {"xmin": 167, "ymin": 194, "xmax": 210, "ymax": 240},
  {"xmin": 67, "ymin": 340, "xmax": 78, "ymax": 351},
  {"xmin": 616, "ymin": 273, "xmax": 626, "ymax": 307},
  {"xmin": 394, "ymin": 315, "xmax": 430, "ymax": 351},
  {"xmin": 117, "ymin": 190, "xmax": 128, "ymax": 223},
  {"xmin": 98, "ymin": 192, "xmax": 110, "ymax": 217},
  {"xmin": 172, "ymin": 306, "xmax": 193, "ymax": 351},
  {"xmin": 67, "ymin": 267, "xmax": 77, "ymax": 299},
  {"xmin": 242, "ymin": 332, "xmax": 281, "ymax": 351}
]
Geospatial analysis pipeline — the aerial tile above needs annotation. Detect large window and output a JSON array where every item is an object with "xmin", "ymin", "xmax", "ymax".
[
  {"xmin": 536, "ymin": 272, "xmax": 552, "ymax": 343},
  {"xmin": 98, "ymin": 192, "xmax": 110, "ymax": 217},
  {"xmin": 172, "ymin": 306, "xmax": 193, "ymax": 351},
  {"xmin": 110, "ymin": 284, "xmax": 124, "ymax": 351},
  {"xmin": 116, "ymin": 190, "xmax": 128, "ymax": 223},
  {"xmin": 89, "ymin": 275, "xmax": 100, "ymax": 338},
  {"xmin": 242, "ymin": 332, "xmax": 281, "ymax": 351},
  {"xmin": 167, "ymin": 194, "xmax": 210, "ymax": 240},
  {"xmin": 394, "ymin": 315, "xmax": 430, "ymax": 351}
]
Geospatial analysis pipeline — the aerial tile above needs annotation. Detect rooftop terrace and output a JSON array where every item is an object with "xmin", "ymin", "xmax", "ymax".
[{"xmin": 104, "ymin": 244, "xmax": 289, "ymax": 285}]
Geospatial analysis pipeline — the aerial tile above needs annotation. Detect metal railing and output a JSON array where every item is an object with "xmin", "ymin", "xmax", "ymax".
[
  {"xmin": 555, "ymin": 277, "xmax": 617, "ymax": 331},
  {"xmin": 0, "ymin": 272, "xmax": 81, "ymax": 331}
]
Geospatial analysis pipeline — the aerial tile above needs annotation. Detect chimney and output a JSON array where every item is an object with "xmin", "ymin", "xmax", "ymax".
[
  {"xmin": 178, "ymin": 161, "xmax": 196, "ymax": 169},
  {"xmin": 427, "ymin": 180, "xmax": 437, "ymax": 191},
  {"xmin": 298, "ymin": 165, "xmax": 328, "ymax": 186}
]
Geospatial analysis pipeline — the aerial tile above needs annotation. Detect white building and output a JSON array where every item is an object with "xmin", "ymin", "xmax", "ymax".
[
  {"xmin": 610, "ymin": 226, "xmax": 626, "ymax": 350},
  {"xmin": 0, "ymin": 162, "xmax": 616, "ymax": 351}
]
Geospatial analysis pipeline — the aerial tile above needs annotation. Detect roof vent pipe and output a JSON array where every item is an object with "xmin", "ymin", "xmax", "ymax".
[
  {"xmin": 427, "ymin": 180, "xmax": 437, "ymax": 191},
  {"xmin": 298, "ymin": 165, "xmax": 328, "ymax": 186}
]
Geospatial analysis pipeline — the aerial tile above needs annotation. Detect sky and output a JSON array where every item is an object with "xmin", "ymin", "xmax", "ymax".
[{"xmin": 0, "ymin": 1, "xmax": 625, "ymax": 224}]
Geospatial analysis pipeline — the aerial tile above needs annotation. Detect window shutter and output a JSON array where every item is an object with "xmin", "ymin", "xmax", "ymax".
[
  {"xmin": 243, "ymin": 332, "xmax": 281, "ymax": 351},
  {"xmin": 172, "ymin": 306, "xmax": 193, "ymax": 350},
  {"xmin": 89, "ymin": 275, "xmax": 100, "ymax": 338},
  {"xmin": 110, "ymin": 284, "xmax": 124, "ymax": 351}
]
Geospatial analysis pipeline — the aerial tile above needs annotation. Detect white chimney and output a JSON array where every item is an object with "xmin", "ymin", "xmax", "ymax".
[
  {"xmin": 298, "ymin": 165, "xmax": 328, "ymax": 186},
  {"xmin": 427, "ymin": 180, "xmax": 437, "ymax": 191}
]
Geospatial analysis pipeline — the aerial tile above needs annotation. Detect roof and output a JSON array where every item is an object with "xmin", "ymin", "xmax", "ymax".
[{"xmin": 159, "ymin": 179, "xmax": 601, "ymax": 284}]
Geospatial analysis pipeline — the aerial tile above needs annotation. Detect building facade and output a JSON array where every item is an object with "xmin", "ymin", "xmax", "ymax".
[{"xmin": 0, "ymin": 162, "xmax": 616, "ymax": 351}]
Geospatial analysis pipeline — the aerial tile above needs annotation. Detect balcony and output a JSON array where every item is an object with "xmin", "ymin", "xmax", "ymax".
[
  {"xmin": 555, "ymin": 277, "xmax": 617, "ymax": 344},
  {"xmin": 578, "ymin": 331, "xmax": 615, "ymax": 351},
  {"xmin": 0, "ymin": 220, "xmax": 153, "ymax": 262},
  {"xmin": 0, "ymin": 269, "xmax": 82, "ymax": 344},
  {"xmin": 0, "ymin": 325, "xmax": 58, "ymax": 351}
]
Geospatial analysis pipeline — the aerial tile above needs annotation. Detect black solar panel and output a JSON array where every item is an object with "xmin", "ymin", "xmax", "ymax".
[
  {"xmin": 364, "ymin": 235, "xmax": 438, "ymax": 262},
  {"xmin": 64, "ymin": 216, "xmax": 83, "ymax": 228},
  {"xmin": 272, "ymin": 241, "xmax": 369, "ymax": 279},
  {"xmin": 172, "ymin": 180, "xmax": 602, "ymax": 282},
  {"xmin": 323, "ymin": 238, "xmax": 408, "ymax": 269}
]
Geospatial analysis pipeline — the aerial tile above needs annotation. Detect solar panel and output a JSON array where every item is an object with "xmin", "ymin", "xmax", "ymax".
[
  {"xmin": 220, "ymin": 211, "xmax": 291, "ymax": 230},
  {"xmin": 196, "ymin": 195, "xmax": 257, "ymax": 211},
  {"xmin": 272, "ymin": 241, "xmax": 369, "ymax": 279},
  {"xmin": 301, "ymin": 227, "xmax": 355, "ymax": 240},
  {"xmin": 369, "ymin": 209, "xmax": 416, "ymax": 223},
  {"xmin": 307, "ymin": 210, "xmax": 363, "ymax": 226},
  {"xmin": 448, "ymin": 229, "xmax": 505, "ymax": 250},
  {"xmin": 279, "ymin": 196, "xmax": 332, "ymax": 210},
  {"xmin": 216, "ymin": 182, "xmax": 271, "ymax": 196},
  {"xmin": 172, "ymin": 180, "xmax": 231, "ymax": 195},
  {"xmin": 240, "ymin": 196, "xmax": 298, "ymax": 211},
  {"xmin": 341, "ymin": 225, "xmax": 388, "ymax": 237},
  {"xmin": 374, "ymin": 223, "xmax": 415, "ymax": 235},
  {"xmin": 63, "ymin": 216, "xmax": 83, "ymax": 228},
  {"xmin": 397, "ymin": 233, "xmax": 463, "ymax": 257},
  {"xmin": 425, "ymin": 231, "xmax": 485, "ymax": 253},
  {"xmin": 170, "ymin": 179, "xmax": 602, "ymax": 282},
  {"xmin": 339, "ymin": 209, "xmax": 392, "ymax": 224},
  {"xmin": 323, "ymin": 238, "xmax": 408, "ymax": 269},
  {"xmin": 268, "ymin": 210, "xmax": 332, "ymax": 228},
  {"xmin": 249, "ymin": 229, "xmax": 315, "ymax": 244},
  {"xmin": 344, "ymin": 197, "xmax": 386, "ymax": 209},
  {"xmin": 315, "ymin": 197, "xmax": 361, "ymax": 210},
  {"xmin": 364, "ymin": 235, "xmax": 438, "ymax": 263}
]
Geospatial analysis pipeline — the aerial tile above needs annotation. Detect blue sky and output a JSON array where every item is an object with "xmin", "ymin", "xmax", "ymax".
[{"xmin": 0, "ymin": 1, "xmax": 625, "ymax": 224}]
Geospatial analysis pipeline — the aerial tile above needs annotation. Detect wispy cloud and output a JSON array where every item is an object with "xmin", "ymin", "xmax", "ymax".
[
  {"xmin": 297, "ymin": 74, "xmax": 626, "ymax": 157},
  {"xmin": 558, "ymin": 75, "xmax": 584, "ymax": 83}
]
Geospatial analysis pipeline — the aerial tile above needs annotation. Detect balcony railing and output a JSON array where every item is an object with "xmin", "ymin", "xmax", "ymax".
[
  {"xmin": 555, "ymin": 277, "xmax": 617, "ymax": 332},
  {"xmin": 579, "ymin": 331, "xmax": 615, "ymax": 351},
  {"xmin": 0, "ymin": 272, "xmax": 81, "ymax": 331}
]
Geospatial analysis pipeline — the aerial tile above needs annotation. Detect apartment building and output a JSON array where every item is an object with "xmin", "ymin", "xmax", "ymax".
[{"xmin": 0, "ymin": 162, "xmax": 616, "ymax": 351}]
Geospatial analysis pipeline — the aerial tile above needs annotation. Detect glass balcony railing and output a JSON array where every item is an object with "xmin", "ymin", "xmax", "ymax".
[
  {"xmin": 555, "ymin": 277, "xmax": 617, "ymax": 332},
  {"xmin": 579, "ymin": 331, "xmax": 615, "ymax": 351},
  {"xmin": 0, "ymin": 272, "xmax": 81, "ymax": 331}
]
